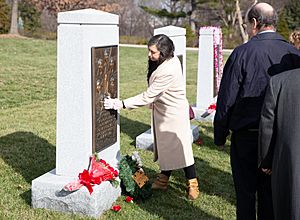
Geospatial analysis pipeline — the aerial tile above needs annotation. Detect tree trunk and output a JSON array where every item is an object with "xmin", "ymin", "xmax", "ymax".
[
  {"xmin": 190, "ymin": 0, "xmax": 197, "ymax": 33},
  {"xmin": 9, "ymin": 0, "xmax": 19, "ymax": 35},
  {"xmin": 236, "ymin": 0, "xmax": 248, "ymax": 43}
]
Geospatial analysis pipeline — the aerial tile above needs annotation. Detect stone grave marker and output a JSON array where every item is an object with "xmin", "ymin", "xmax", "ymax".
[
  {"xmin": 192, "ymin": 26, "xmax": 223, "ymax": 121},
  {"xmin": 31, "ymin": 9, "xmax": 121, "ymax": 218}
]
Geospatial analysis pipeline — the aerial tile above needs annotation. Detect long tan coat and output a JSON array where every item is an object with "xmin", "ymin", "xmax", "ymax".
[{"xmin": 123, "ymin": 56, "xmax": 194, "ymax": 170}]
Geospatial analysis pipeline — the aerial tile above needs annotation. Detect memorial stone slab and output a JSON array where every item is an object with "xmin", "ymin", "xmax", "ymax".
[
  {"xmin": 192, "ymin": 27, "xmax": 223, "ymax": 121},
  {"xmin": 32, "ymin": 9, "xmax": 121, "ymax": 218},
  {"xmin": 136, "ymin": 125, "xmax": 200, "ymax": 151}
]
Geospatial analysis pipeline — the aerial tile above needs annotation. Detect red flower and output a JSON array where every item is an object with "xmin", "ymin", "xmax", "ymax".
[
  {"xmin": 113, "ymin": 169, "xmax": 119, "ymax": 177},
  {"xmin": 111, "ymin": 205, "xmax": 121, "ymax": 212},
  {"xmin": 125, "ymin": 196, "xmax": 133, "ymax": 203},
  {"xmin": 99, "ymin": 159, "xmax": 108, "ymax": 166},
  {"xmin": 65, "ymin": 155, "xmax": 119, "ymax": 195},
  {"xmin": 78, "ymin": 169, "xmax": 94, "ymax": 194},
  {"xmin": 208, "ymin": 103, "xmax": 216, "ymax": 111},
  {"xmin": 195, "ymin": 137, "xmax": 203, "ymax": 146}
]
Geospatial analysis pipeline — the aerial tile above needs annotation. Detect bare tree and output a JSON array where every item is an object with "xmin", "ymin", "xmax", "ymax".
[
  {"xmin": 236, "ymin": 0, "xmax": 248, "ymax": 42},
  {"xmin": 163, "ymin": 0, "xmax": 186, "ymax": 26},
  {"xmin": 140, "ymin": 0, "xmax": 189, "ymax": 28},
  {"xmin": 29, "ymin": 0, "xmax": 121, "ymax": 16},
  {"xmin": 189, "ymin": 0, "xmax": 197, "ymax": 32},
  {"xmin": 116, "ymin": 0, "xmax": 152, "ymax": 38},
  {"xmin": 9, "ymin": 0, "xmax": 19, "ymax": 35}
]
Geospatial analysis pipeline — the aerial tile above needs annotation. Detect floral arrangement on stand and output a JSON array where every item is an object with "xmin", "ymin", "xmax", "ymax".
[
  {"xmin": 200, "ymin": 26, "xmax": 224, "ymax": 95},
  {"xmin": 212, "ymin": 27, "xmax": 224, "ymax": 94},
  {"xmin": 63, "ymin": 154, "xmax": 119, "ymax": 194},
  {"xmin": 118, "ymin": 151, "xmax": 152, "ymax": 201}
]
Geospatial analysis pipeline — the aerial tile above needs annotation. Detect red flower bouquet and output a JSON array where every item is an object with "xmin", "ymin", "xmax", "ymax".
[
  {"xmin": 201, "ymin": 103, "xmax": 217, "ymax": 118},
  {"xmin": 64, "ymin": 154, "xmax": 119, "ymax": 194}
]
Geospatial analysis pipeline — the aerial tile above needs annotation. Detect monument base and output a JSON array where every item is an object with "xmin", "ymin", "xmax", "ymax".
[
  {"xmin": 32, "ymin": 169, "xmax": 121, "ymax": 218},
  {"xmin": 136, "ymin": 124, "xmax": 200, "ymax": 151},
  {"xmin": 192, "ymin": 107, "xmax": 215, "ymax": 122}
]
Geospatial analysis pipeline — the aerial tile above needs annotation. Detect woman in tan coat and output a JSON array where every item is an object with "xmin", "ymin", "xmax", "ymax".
[{"xmin": 104, "ymin": 34, "xmax": 199, "ymax": 200}]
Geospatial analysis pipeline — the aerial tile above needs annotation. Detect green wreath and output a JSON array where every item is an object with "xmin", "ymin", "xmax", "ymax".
[{"xmin": 118, "ymin": 153, "xmax": 152, "ymax": 201}]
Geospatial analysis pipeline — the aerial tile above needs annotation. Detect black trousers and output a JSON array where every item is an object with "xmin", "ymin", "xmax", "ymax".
[
  {"xmin": 161, "ymin": 164, "xmax": 196, "ymax": 180},
  {"xmin": 231, "ymin": 131, "xmax": 273, "ymax": 220}
]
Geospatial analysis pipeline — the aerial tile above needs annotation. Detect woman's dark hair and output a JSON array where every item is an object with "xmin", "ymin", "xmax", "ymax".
[
  {"xmin": 147, "ymin": 34, "xmax": 175, "ymax": 83},
  {"xmin": 247, "ymin": 3, "xmax": 278, "ymax": 29}
]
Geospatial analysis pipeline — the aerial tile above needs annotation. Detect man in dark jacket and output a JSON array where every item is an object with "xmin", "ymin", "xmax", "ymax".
[
  {"xmin": 259, "ymin": 68, "xmax": 300, "ymax": 220},
  {"xmin": 214, "ymin": 2, "xmax": 300, "ymax": 219}
]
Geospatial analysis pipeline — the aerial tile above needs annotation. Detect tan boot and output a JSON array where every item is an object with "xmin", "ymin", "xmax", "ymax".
[
  {"xmin": 187, "ymin": 178, "xmax": 199, "ymax": 200},
  {"xmin": 151, "ymin": 173, "xmax": 169, "ymax": 190}
]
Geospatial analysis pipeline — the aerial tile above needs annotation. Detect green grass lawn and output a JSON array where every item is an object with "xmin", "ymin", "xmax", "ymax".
[{"xmin": 0, "ymin": 38, "xmax": 235, "ymax": 219}]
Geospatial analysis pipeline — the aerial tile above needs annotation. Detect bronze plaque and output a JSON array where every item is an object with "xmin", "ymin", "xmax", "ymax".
[{"xmin": 92, "ymin": 46, "xmax": 118, "ymax": 152}]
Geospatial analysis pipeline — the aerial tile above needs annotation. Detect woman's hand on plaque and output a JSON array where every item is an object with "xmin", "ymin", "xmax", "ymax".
[{"xmin": 104, "ymin": 97, "xmax": 123, "ymax": 110}]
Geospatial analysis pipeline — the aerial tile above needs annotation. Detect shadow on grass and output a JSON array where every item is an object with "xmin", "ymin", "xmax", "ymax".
[
  {"xmin": 0, "ymin": 131, "xmax": 55, "ymax": 205},
  {"xmin": 134, "ymin": 166, "xmax": 223, "ymax": 220},
  {"xmin": 130, "ymin": 127, "xmax": 234, "ymax": 219},
  {"xmin": 120, "ymin": 115, "xmax": 150, "ymax": 146},
  {"xmin": 197, "ymin": 122, "xmax": 231, "ymax": 155},
  {"xmin": 119, "ymin": 117, "xmax": 235, "ymax": 216},
  {"xmin": 169, "ymin": 157, "xmax": 235, "ymax": 207},
  {"xmin": 193, "ymin": 123, "xmax": 234, "ymax": 206},
  {"xmin": 195, "ymin": 157, "xmax": 235, "ymax": 206}
]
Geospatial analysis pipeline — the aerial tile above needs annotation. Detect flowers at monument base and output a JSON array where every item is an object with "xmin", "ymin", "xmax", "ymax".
[
  {"xmin": 111, "ymin": 205, "xmax": 121, "ymax": 212},
  {"xmin": 208, "ymin": 103, "xmax": 216, "ymax": 112},
  {"xmin": 131, "ymin": 151, "xmax": 143, "ymax": 168},
  {"xmin": 64, "ymin": 154, "xmax": 119, "ymax": 195},
  {"xmin": 118, "ymin": 151, "xmax": 152, "ymax": 201},
  {"xmin": 201, "ymin": 102, "xmax": 217, "ymax": 118},
  {"xmin": 125, "ymin": 196, "xmax": 134, "ymax": 203},
  {"xmin": 195, "ymin": 137, "xmax": 203, "ymax": 146},
  {"xmin": 110, "ymin": 196, "xmax": 134, "ymax": 213}
]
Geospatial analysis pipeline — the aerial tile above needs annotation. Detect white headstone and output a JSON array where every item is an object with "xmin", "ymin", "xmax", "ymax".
[
  {"xmin": 136, "ymin": 26, "xmax": 199, "ymax": 150},
  {"xmin": 193, "ymin": 26, "xmax": 223, "ymax": 121},
  {"xmin": 56, "ymin": 8, "xmax": 120, "ymax": 177},
  {"xmin": 32, "ymin": 9, "xmax": 121, "ymax": 218}
]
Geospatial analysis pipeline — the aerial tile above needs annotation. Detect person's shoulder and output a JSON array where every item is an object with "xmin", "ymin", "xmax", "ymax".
[
  {"xmin": 155, "ymin": 56, "xmax": 179, "ymax": 74},
  {"xmin": 229, "ymin": 43, "xmax": 249, "ymax": 59},
  {"xmin": 169, "ymin": 55, "xmax": 180, "ymax": 64},
  {"xmin": 252, "ymin": 32, "xmax": 285, "ymax": 41},
  {"xmin": 231, "ymin": 36, "xmax": 260, "ymax": 53},
  {"xmin": 164, "ymin": 56, "xmax": 181, "ymax": 68},
  {"xmin": 272, "ymin": 68, "xmax": 300, "ymax": 84},
  {"xmin": 232, "ymin": 32, "xmax": 298, "ymax": 54},
  {"xmin": 276, "ymin": 68, "xmax": 300, "ymax": 78}
]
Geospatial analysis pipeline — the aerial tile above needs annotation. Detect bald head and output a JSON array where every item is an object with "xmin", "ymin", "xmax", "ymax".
[
  {"xmin": 247, "ymin": 2, "xmax": 278, "ymax": 30},
  {"xmin": 255, "ymin": 2, "xmax": 274, "ymax": 12}
]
